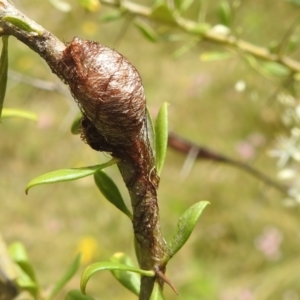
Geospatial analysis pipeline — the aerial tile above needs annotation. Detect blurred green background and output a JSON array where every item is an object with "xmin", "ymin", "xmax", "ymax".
[{"xmin": 2, "ymin": 0, "xmax": 300, "ymax": 299}]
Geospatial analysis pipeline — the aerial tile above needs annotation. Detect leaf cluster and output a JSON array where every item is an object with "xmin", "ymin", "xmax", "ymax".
[
  {"xmin": 0, "ymin": 3, "xmax": 213, "ymax": 299},
  {"xmin": 20, "ymin": 102, "xmax": 208, "ymax": 299}
]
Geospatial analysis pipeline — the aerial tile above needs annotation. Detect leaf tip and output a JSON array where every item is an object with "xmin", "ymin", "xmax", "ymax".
[{"xmin": 80, "ymin": 280, "xmax": 87, "ymax": 295}]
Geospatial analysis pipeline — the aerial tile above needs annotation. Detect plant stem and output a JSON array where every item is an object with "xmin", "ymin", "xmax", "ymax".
[
  {"xmin": 168, "ymin": 132, "xmax": 288, "ymax": 195},
  {"xmin": 0, "ymin": 1, "xmax": 65, "ymax": 69},
  {"xmin": 0, "ymin": 2, "xmax": 167, "ymax": 298},
  {"xmin": 116, "ymin": 124, "xmax": 167, "ymax": 300},
  {"xmin": 99, "ymin": 0, "xmax": 300, "ymax": 73}
]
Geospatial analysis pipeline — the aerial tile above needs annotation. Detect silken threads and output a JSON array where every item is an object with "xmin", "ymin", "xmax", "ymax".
[{"xmin": 57, "ymin": 37, "xmax": 146, "ymax": 153}]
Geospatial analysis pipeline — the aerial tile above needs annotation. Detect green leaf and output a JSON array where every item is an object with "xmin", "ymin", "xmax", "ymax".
[
  {"xmin": 65, "ymin": 290, "xmax": 95, "ymax": 300},
  {"xmin": 244, "ymin": 55, "xmax": 260, "ymax": 73},
  {"xmin": 0, "ymin": 36, "xmax": 9, "ymax": 119},
  {"xmin": 100, "ymin": 10, "xmax": 124, "ymax": 23},
  {"xmin": 26, "ymin": 159, "xmax": 118, "ymax": 194},
  {"xmin": 218, "ymin": 0, "xmax": 232, "ymax": 27},
  {"xmin": 166, "ymin": 201, "xmax": 210, "ymax": 261},
  {"xmin": 151, "ymin": 4, "xmax": 176, "ymax": 24},
  {"xmin": 9, "ymin": 242, "xmax": 37, "ymax": 283},
  {"xmin": 80, "ymin": 262, "xmax": 154, "ymax": 294},
  {"xmin": 47, "ymin": 254, "xmax": 81, "ymax": 300},
  {"xmin": 174, "ymin": 0, "xmax": 194, "ymax": 13},
  {"xmin": 71, "ymin": 112, "xmax": 82, "ymax": 134},
  {"xmin": 94, "ymin": 170, "xmax": 132, "ymax": 219},
  {"xmin": 134, "ymin": 20, "xmax": 158, "ymax": 43},
  {"xmin": 268, "ymin": 40, "xmax": 280, "ymax": 54},
  {"xmin": 245, "ymin": 55, "xmax": 291, "ymax": 78},
  {"xmin": 261, "ymin": 61, "xmax": 291, "ymax": 77},
  {"xmin": 13, "ymin": 265, "xmax": 39, "ymax": 296},
  {"xmin": 186, "ymin": 23, "xmax": 211, "ymax": 35},
  {"xmin": 1, "ymin": 108, "xmax": 38, "ymax": 121},
  {"xmin": 8, "ymin": 242, "xmax": 39, "ymax": 296},
  {"xmin": 150, "ymin": 282, "xmax": 165, "ymax": 300},
  {"xmin": 286, "ymin": 35, "xmax": 299, "ymax": 54},
  {"xmin": 155, "ymin": 102, "xmax": 169, "ymax": 175},
  {"xmin": 110, "ymin": 253, "xmax": 140, "ymax": 295},
  {"xmin": 200, "ymin": 51, "xmax": 233, "ymax": 61},
  {"xmin": 3, "ymin": 16, "xmax": 43, "ymax": 35}
]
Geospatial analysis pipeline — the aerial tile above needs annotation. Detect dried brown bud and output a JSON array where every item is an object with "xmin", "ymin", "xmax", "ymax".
[{"xmin": 57, "ymin": 37, "xmax": 146, "ymax": 150}]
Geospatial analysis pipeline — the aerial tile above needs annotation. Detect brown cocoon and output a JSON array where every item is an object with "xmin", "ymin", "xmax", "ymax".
[{"xmin": 58, "ymin": 37, "xmax": 146, "ymax": 149}]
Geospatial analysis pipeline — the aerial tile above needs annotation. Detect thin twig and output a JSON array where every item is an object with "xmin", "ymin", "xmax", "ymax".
[
  {"xmin": 168, "ymin": 132, "xmax": 289, "ymax": 195},
  {"xmin": 277, "ymin": 16, "xmax": 300, "ymax": 58},
  {"xmin": 99, "ymin": 0, "xmax": 300, "ymax": 73},
  {"xmin": 8, "ymin": 70, "xmax": 67, "ymax": 94}
]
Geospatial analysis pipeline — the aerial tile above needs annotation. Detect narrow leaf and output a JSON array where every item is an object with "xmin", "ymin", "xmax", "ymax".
[
  {"xmin": 218, "ymin": 0, "xmax": 232, "ymax": 27},
  {"xmin": 100, "ymin": 10, "xmax": 124, "ymax": 22},
  {"xmin": 47, "ymin": 254, "xmax": 82, "ymax": 300},
  {"xmin": 94, "ymin": 170, "xmax": 132, "ymax": 219},
  {"xmin": 26, "ymin": 159, "xmax": 118, "ymax": 194},
  {"xmin": 13, "ymin": 264, "xmax": 38, "ymax": 296},
  {"xmin": 65, "ymin": 290, "xmax": 95, "ymax": 300},
  {"xmin": 286, "ymin": 35, "xmax": 299, "ymax": 54},
  {"xmin": 151, "ymin": 4, "xmax": 176, "ymax": 24},
  {"xmin": 261, "ymin": 61, "xmax": 291, "ymax": 77},
  {"xmin": 8, "ymin": 242, "xmax": 39, "ymax": 296},
  {"xmin": 110, "ymin": 253, "xmax": 140, "ymax": 295},
  {"xmin": 9, "ymin": 242, "xmax": 37, "ymax": 284},
  {"xmin": 244, "ymin": 55, "xmax": 260, "ymax": 73},
  {"xmin": 0, "ymin": 36, "xmax": 9, "ymax": 119},
  {"xmin": 187, "ymin": 23, "xmax": 211, "ymax": 35},
  {"xmin": 80, "ymin": 262, "xmax": 154, "ymax": 294},
  {"xmin": 245, "ymin": 55, "xmax": 290, "ymax": 78},
  {"xmin": 174, "ymin": 0, "xmax": 194, "ymax": 13},
  {"xmin": 3, "ymin": 16, "xmax": 43, "ymax": 35},
  {"xmin": 1, "ymin": 108, "xmax": 38, "ymax": 121},
  {"xmin": 71, "ymin": 112, "xmax": 82, "ymax": 134},
  {"xmin": 167, "ymin": 201, "xmax": 209, "ymax": 261},
  {"xmin": 150, "ymin": 282, "xmax": 165, "ymax": 300},
  {"xmin": 134, "ymin": 20, "xmax": 158, "ymax": 43},
  {"xmin": 155, "ymin": 102, "xmax": 169, "ymax": 175}
]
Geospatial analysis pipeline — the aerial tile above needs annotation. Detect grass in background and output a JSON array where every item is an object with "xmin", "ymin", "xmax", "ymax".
[{"xmin": 2, "ymin": 0, "xmax": 300, "ymax": 299}]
